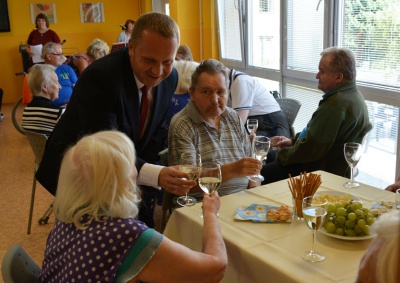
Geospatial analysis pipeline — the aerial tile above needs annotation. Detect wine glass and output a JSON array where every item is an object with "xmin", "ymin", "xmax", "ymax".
[
  {"xmin": 199, "ymin": 162, "xmax": 222, "ymax": 217},
  {"xmin": 246, "ymin": 119, "xmax": 258, "ymax": 135},
  {"xmin": 250, "ymin": 136, "xmax": 270, "ymax": 181},
  {"xmin": 343, "ymin": 142, "xmax": 362, "ymax": 188},
  {"xmin": 199, "ymin": 162, "xmax": 222, "ymax": 195},
  {"xmin": 176, "ymin": 152, "xmax": 201, "ymax": 207},
  {"xmin": 302, "ymin": 196, "xmax": 328, "ymax": 262}
]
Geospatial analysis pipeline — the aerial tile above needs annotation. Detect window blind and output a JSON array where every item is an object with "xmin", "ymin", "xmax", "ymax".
[{"xmin": 339, "ymin": 0, "xmax": 400, "ymax": 88}]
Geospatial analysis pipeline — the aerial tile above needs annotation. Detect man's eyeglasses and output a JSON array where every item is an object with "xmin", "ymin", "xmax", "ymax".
[{"xmin": 49, "ymin": 53, "xmax": 63, "ymax": 57}]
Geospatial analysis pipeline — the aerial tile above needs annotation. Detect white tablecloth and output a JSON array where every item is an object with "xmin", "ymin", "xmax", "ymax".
[{"xmin": 164, "ymin": 171, "xmax": 395, "ymax": 283}]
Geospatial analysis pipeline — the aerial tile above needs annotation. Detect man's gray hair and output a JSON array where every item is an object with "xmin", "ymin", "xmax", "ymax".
[
  {"xmin": 190, "ymin": 59, "xmax": 229, "ymax": 90},
  {"xmin": 42, "ymin": 42, "xmax": 61, "ymax": 59},
  {"xmin": 321, "ymin": 47, "xmax": 356, "ymax": 82}
]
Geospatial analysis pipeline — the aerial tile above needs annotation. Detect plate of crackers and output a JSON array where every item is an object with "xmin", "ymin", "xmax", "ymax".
[
  {"xmin": 370, "ymin": 201, "xmax": 394, "ymax": 217},
  {"xmin": 234, "ymin": 204, "xmax": 293, "ymax": 223}
]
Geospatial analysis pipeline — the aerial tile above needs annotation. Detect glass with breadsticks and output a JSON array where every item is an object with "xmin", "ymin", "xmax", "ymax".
[{"xmin": 288, "ymin": 172, "xmax": 322, "ymax": 220}]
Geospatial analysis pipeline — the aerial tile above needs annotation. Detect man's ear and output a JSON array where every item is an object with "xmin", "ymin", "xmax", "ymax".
[
  {"xmin": 336, "ymin": 72, "xmax": 344, "ymax": 83},
  {"xmin": 128, "ymin": 41, "xmax": 134, "ymax": 56}
]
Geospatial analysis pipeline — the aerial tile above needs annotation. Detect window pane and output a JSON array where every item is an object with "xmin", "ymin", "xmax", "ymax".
[
  {"xmin": 356, "ymin": 101, "xmax": 399, "ymax": 188},
  {"xmin": 286, "ymin": 0, "xmax": 324, "ymax": 72},
  {"xmin": 217, "ymin": 0, "xmax": 243, "ymax": 62},
  {"xmin": 285, "ymin": 83, "xmax": 320, "ymax": 133},
  {"xmin": 340, "ymin": 0, "xmax": 400, "ymax": 88},
  {"xmin": 248, "ymin": 0, "xmax": 280, "ymax": 69}
]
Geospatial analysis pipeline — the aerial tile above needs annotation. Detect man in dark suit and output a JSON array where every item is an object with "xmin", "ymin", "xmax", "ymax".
[{"xmin": 36, "ymin": 12, "xmax": 196, "ymax": 227}]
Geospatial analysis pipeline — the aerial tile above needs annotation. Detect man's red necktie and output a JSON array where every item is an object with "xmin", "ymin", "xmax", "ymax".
[{"xmin": 138, "ymin": 85, "xmax": 149, "ymax": 140}]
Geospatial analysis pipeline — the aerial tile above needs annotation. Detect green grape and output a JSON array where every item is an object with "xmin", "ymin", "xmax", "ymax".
[
  {"xmin": 358, "ymin": 219, "xmax": 366, "ymax": 228},
  {"xmin": 362, "ymin": 225, "xmax": 371, "ymax": 235},
  {"xmin": 345, "ymin": 229, "xmax": 356, "ymax": 237},
  {"xmin": 354, "ymin": 209, "xmax": 364, "ymax": 218},
  {"xmin": 351, "ymin": 202, "xmax": 362, "ymax": 212},
  {"xmin": 336, "ymin": 207, "xmax": 347, "ymax": 217},
  {"xmin": 366, "ymin": 217, "xmax": 374, "ymax": 226},
  {"xmin": 345, "ymin": 220, "xmax": 355, "ymax": 229},
  {"xmin": 335, "ymin": 228, "xmax": 344, "ymax": 236},
  {"xmin": 354, "ymin": 224, "xmax": 362, "ymax": 235},
  {"xmin": 348, "ymin": 212, "xmax": 356, "ymax": 221},
  {"xmin": 326, "ymin": 203, "xmax": 336, "ymax": 214},
  {"xmin": 335, "ymin": 202, "xmax": 344, "ymax": 209},
  {"xmin": 336, "ymin": 216, "xmax": 346, "ymax": 225},
  {"xmin": 325, "ymin": 222, "xmax": 336, "ymax": 234}
]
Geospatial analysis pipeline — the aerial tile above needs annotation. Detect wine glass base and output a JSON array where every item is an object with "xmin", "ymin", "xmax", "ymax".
[
  {"xmin": 248, "ymin": 176, "xmax": 259, "ymax": 182},
  {"xmin": 249, "ymin": 174, "xmax": 264, "ymax": 182},
  {"xmin": 302, "ymin": 251, "xmax": 325, "ymax": 262},
  {"xmin": 200, "ymin": 212, "xmax": 219, "ymax": 218},
  {"xmin": 343, "ymin": 181, "xmax": 360, "ymax": 188},
  {"xmin": 177, "ymin": 196, "xmax": 197, "ymax": 207}
]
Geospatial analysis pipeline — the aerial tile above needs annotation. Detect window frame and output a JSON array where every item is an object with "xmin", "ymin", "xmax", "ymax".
[{"xmin": 216, "ymin": 0, "xmax": 400, "ymax": 183}]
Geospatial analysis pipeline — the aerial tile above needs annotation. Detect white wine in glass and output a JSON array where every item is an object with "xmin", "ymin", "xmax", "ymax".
[
  {"xmin": 302, "ymin": 196, "xmax": 327, "ymax": 262},
  {"xmin": 199, "ymin": 162, "xmax": 221, "ymax": 218},
  {"xmin": 177, "ymin": 152, "xmax": 201, "ymax": 207},
  {"xmin": 250, "ymin": 136, "xmax": 270, "ymax": 181},
  {"xmin": 343, "ymin": 142, "xmax": 362, "ymax": 188},
  {"xmin": 246, "ymin": 119, "xmax": 258, "ymax": 134},
  {"xmin": 199, "ymin": 162, "xmax": 221, "ymax": 195}
]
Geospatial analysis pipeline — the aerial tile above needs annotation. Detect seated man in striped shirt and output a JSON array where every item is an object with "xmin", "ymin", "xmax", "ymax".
[
  {"xmin": 22, "ymin": 64, "xmax": 64, "ymax": 137},
  {"xmin": 168, "ymin": 59, "xmax": 262, "ymax": 198}
]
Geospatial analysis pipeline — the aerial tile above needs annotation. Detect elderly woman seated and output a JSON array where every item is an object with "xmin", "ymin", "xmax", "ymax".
[
  {"xmin": 21, "ymin": 64, "xmax": 64, "ymax": 137},
  {"xmin": 39, "ymin": 130, "xmax": 227, "ymax": 283},
  {"xmin": 65, "ymin": 38, "xmax": 110, "ymax": 77}
]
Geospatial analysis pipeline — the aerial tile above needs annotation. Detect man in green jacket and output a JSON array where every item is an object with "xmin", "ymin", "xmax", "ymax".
[{"xmin": 261, "ymin": 46, "xmax": 371, "ymax": 184}]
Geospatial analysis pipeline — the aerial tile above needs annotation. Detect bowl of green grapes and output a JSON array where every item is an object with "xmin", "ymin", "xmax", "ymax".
[{"xmin": 313, "ymin": 191, "xmax": 375, "ymax": 240}]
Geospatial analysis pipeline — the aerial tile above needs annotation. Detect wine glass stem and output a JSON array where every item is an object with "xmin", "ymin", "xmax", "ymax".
[
  {"xmin": 311, "ymin": 231, "xmax": 316, "ymax": 255},
  {"xmin": 185, "ymin": 192, "xmax": 189, "ymax": 204},
  {"xmin": 350, "ymin": 166, "xmax": 354, "ymax": 182}
]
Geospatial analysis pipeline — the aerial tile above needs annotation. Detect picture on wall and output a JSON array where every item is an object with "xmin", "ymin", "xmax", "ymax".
[
  {"xmin": 80, "ymin": 3, "xmax": 105, "ymax": 23},
  {"xmin": 0, "ymin": 0, "xmax": 11, "ymax": 32},
  {"xmin": 30, "ymin": 3, "xmax": 57, "ymax": 24}
]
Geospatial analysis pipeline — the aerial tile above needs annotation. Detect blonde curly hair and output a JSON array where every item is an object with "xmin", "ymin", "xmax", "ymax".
[{"xmin": 87, "ymin": 38, "xmax": 110, "ymax": 59}]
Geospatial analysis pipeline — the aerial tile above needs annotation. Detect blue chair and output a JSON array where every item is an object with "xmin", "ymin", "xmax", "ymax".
[{"xmin": 1, "ymin": 243, "xmax": 40, "ymax": 283}]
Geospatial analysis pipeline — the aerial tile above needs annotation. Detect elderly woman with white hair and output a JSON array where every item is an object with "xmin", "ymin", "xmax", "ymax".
[
  {"xmin": 39, "ymin": 130, "xmax": 227, "ymax": 283},
  {"xmin": 356, "ymin": 210, "xmax": 400, "ymax": 282},
  {"xmin": 21, "ymin": 64, "xmax": 63, "ymax": 137},
  {"xmin": 66, "ymin": 38, "xmax": 110, "ymax": 77}
]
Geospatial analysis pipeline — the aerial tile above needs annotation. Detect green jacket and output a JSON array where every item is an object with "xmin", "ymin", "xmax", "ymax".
[{"xmin": 277, "ymin": 82, "xmax": 371, "ymax": 177}]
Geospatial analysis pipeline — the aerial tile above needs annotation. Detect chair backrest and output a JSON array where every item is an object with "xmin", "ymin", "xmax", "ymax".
[
  {"xmin": 1, "ymin": 243, "xmax": 40, "ymax": 283},
  {"xmin": 276, "ymin": 98, "xmax": 302, "ymax": 138},
  {"xmin": 24, "ymin": 131, "xmax": 48, "ymax": 167}
]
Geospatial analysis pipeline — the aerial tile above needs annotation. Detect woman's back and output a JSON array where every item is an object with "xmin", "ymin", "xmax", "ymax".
[{"xmin": 40, "ymin": 216, "xmax": 162, "ymax": 282}]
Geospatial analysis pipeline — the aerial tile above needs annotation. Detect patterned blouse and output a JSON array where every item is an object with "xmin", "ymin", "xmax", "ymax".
[{"xmin": 39, "ymin": 215, "xmax": 163, "ymax": 283}]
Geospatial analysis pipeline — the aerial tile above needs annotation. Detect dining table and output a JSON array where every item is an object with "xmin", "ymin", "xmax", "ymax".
[{"xmin": 163, "ymin": 170, "xmax": 396, "ymax": 283}]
